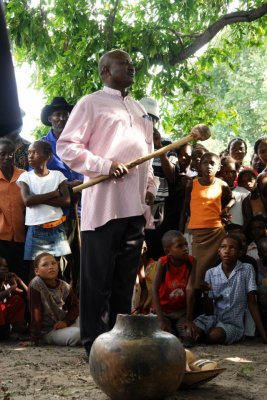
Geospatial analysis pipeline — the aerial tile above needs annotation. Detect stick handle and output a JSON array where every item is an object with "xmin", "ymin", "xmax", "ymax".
[{"xmin": 73, "ymin": 133, "xmax": 194, "ymax": 193}]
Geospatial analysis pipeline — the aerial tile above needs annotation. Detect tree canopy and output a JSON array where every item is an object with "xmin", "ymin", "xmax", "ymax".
[{"xmin": 4, "ymin": 0, "xmax": 267, "ymax": 142}]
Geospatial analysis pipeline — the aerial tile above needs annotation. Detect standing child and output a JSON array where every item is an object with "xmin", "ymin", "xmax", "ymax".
[
  {"xmin": 17, "ymin": 141, "xmax": 71, "ymax": 263},
  {"xmin": 0, "ymin": 138, "xmax": 27, "ymax": 281},
  {"xmin": 229, "ymin": 169, "xmax": 257, "ymax": 229},
  {"xmin": 245, "ymin": 215, "xmax": 267, "ymax": 259},
  {"xmin": 185, "ymin": 152, "xmax": 234, "ymax": 287},
  {"xmin": 218, "ymin": 156, "xmax": 237, "ymax": 189},
  {"xmin": 191, "ymin": 235, "xmax": 267, "ymax": 344},
  {"xmin": 152, "ymin": 230, "xmax": 196, "ymax": 340},
  {"xmin": 28, "ymin": 252, "xmax": 80, "ymax": 346}
]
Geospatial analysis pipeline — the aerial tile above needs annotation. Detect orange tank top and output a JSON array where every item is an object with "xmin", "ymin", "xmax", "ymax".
[{"xmin": 188, "ymin": 177, "xmax": 223, "ymax": 229}]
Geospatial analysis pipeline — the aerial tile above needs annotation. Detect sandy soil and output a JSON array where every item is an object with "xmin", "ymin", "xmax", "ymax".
[{"xmin": 1, "ymin": 338, "xmax": 267, "ymax": 400}]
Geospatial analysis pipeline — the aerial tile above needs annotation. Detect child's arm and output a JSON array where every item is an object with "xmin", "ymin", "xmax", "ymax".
[
  {"xmin": 242, "ymin": 195, "xmax": 253, "ymax": 228},
  {"xmin": 17, "ymin": 181, "xmax": 60, "ymax": 207},
  {"xmin": 12, "ymin": 273, "xmax": 28, "ymax": 292},
  {"xmin": 247, "ymin": 291, "xmax": 267, "ymax": 344},
  {"xmin": 54, "ymin": 287, "xmax": 79, "ymax": 330},
  {"xmin": 179, "ymin": 178, "xmax": 193, "ymax": 231},
  {"xmin": 221, "ymin": 182, "xmax": 235, "ymax": 222},
  {"xmin": 182, "ymin": 179, "xmax": 193, "ymax": 226},
  {"xmin": 0, "ymin": 283, "xmax": 17, "ymax": 301},
  {"xmin": 43, "ymin": 181, "xmax": 71, "ymax": 208},
  {"xmin": 182, "ymin": 259, "xmax": 200, "ymax": 339},
  {"xmin": 152, "ymin": 260, "xmax": 170, "ymax": 332},
  {"xmin": 28, "ymin": 285, "xmax": 43, "ymax": 345}
]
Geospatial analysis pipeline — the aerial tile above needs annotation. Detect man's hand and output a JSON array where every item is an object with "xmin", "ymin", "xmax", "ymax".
[
  {"xmin": 145, "ymin": 191, "xmax": 155, "ymax": 206},
  {"xmin": 109, "ymin": 161, "xmax": 128, "ymax": 178}
]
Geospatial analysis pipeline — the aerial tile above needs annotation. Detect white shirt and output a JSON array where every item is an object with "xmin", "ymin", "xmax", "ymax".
[
  {"xmin": 17, "ymin": 170, "xmax": 66, "ymax": 225},
  {"xmin": 230, "ymin": 186, "xmax": 250, "ymax": 226}
]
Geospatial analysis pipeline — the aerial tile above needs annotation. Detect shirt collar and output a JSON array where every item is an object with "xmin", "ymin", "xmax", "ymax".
[
  {"xmin": 0, "ymin": 166, "xmax": 23, "ymax": 183},
  {"xmin": 218, "ymin": 259, "xmax": 243, "ymax": 279},
  {"xmin": 103, "ymin": 86, "xmax": 129, "ymax": 98}
]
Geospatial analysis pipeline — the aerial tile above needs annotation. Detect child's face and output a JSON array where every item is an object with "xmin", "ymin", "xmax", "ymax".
[
  {"xmin": 239, "ymin": 174, "xmax": 256, "ymax": 192},
  {"xmin": 190, "ymin": 149, "xmax": 205, "ymax": 171},
  {"xmin": 167, "ymin": 235, "xmax": 189, "ymax": 261},
  {"xmin": 250, "ymin": 221, "xmax": 266, "ymax": 242},
  {"xmin": 35, "ymin": 254, "xmax": 59, "ymax": 281},
  {"xmin": 28, "ymin": 144, "xmax": 48, "ymax": 169},
  {"xmin": 200, "ymin": 155, "xmax": 220, "ymax": 178},
  {"xmin": 220, "ymin": 163, "xmax": 237, "ymax": 187},
  {"xmin": 218, "ymin": 238, "xmax": 240, "ymax": 264},
  {"xmin": 257, "ymin": 141, "xmax": 267, "ymax": 166},
  {"xmin": 251, "ymin": 154, "xmax": 265, "ymax": 174},
  {"xmin": 229, "ymin": 140, "xmax": 246, "ymax": 162},
  {"xmin": 258, "ymin": 241, "xmax": 267, "ymax": 263},
  {"xmin": 178, "ymin": 145, "xmax": 192, "ymax": 172},
  {"xmin": 0, "ymin": 143, "xmax": 14, "ymax": 170}
]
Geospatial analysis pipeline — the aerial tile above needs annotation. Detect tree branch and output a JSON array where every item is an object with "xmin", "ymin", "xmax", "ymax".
[
  {"xmin": 105, "ymin": 0, "xmax": 120, "ymax": 51},
  {"xmin": 170, "ymin": 3, "xmax": 267, "ymax": 65}
]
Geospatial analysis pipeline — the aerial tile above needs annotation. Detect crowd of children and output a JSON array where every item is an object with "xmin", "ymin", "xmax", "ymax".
[{"xmin": 1, "ymin": 129, "xmax": 267, "ymax": 349}]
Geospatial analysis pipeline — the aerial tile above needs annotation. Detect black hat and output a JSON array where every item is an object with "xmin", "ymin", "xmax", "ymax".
[{"xmin": 41, "ymin": 97, "xmax": 73, "ymax": 126}]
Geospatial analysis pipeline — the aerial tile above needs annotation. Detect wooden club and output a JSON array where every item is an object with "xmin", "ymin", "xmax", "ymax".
[{"xmin": 73, "ymin": 124, "xmax": 211, "ymax": 193}]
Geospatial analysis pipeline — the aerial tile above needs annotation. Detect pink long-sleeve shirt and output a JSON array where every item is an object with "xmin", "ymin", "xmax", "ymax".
[{"xmin": 56, "ymin": 86, "xmax": 157, "ymax": 231}]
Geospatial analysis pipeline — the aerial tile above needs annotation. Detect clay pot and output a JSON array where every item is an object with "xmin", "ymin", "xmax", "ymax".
[{"xmin": 89, "ymin": 314, "xmax": 186, "ymax": 400}]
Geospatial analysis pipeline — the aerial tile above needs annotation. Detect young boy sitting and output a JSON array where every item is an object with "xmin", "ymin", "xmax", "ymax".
[
  {"xmin": 152, "ymin": 230, "xmax": 196, "ymax": 340},
  {"xmin": 190, "ymin": 234, "xmax": 267, "ymax": 345}
]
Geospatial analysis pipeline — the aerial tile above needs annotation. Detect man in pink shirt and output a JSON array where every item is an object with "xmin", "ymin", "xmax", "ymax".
[{"xmin": 57, "ymin": 49, "xmax": 157, "ymax": 357}]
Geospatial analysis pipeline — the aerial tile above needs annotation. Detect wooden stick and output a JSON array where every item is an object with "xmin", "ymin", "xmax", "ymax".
[{"xmin": 73, "ymin": 124, "xmax": 211, "ymax": 193}]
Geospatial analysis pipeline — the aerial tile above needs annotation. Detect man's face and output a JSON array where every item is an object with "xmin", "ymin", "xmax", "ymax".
[
  {"xmin": 105, "ymin": 51, "xmax": 135, "ymax": 89},
  {"xmin": 48, "ymin": 109, "xmax": 70, "ymax": 138}
]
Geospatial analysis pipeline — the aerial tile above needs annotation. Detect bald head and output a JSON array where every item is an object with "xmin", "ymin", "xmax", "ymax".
[
  {"xmin": 98, "ymin": 50, "xmax": 129, "ymax": 76},
  {"xmin": 98, "ymin": 50, "xmax": 135, "ymax": 95}
]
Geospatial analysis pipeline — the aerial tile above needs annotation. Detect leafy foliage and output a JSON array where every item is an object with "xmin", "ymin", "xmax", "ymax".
[{"xmin": 4, "ymin": 0, "xmax": 267, "ymax": 143}]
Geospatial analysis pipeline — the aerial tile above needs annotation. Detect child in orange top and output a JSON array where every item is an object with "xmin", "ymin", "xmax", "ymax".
[
  {"xmin": 152, "ymin": 230, "xmax": 196, "ymax": 340},
  {"xmin": 185, "ymin": 152, "xmax": 234, "ymax": 288}
]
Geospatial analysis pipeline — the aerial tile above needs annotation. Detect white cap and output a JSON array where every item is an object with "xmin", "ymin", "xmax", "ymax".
[{"xmin": 139, "ymin": 97, "xmax": 159, "ymax": 119}]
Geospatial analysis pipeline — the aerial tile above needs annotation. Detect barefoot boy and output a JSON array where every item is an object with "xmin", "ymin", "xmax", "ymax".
[{"xmin": 192, "ymin": 235, "xmax": 267, "ymax": 344}]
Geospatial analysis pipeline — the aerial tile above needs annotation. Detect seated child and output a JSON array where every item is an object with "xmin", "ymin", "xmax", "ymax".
[
  {"xmin": 190, "ymin": 235, "xmax": 267, "ymax": 344},
  {"xmin": 152, "ymin": 230, "xmax": 195, "ymax": 339},
  {"xmin": 28, "ymin": 252, "xmax": 80, "ymax": 346},
  {"xmin": 256, "ymin": 237, "xmax": 267, "ymax": 326},
  {"xmin": 0, "ymin": 257, "xmax": 27, "ymax": 339}
]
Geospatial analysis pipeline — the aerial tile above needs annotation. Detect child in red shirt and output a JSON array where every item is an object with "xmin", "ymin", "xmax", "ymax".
[{"xmin": 152, "ymin": 230, "xmax": 196, "ymax": 340}]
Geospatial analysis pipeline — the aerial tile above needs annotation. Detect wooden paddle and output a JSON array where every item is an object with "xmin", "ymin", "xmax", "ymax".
[{"xmin": 73, "ymin": 124, "xmax": 211, "ymax": 193}]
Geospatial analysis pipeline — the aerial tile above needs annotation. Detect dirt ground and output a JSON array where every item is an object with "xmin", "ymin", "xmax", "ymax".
[{"xmin": 1, "ymin": 338, "xmax": 267, "ymax": 400}]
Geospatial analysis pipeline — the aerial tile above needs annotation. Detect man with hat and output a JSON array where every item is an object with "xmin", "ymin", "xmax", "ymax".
[{"xmin": 41, "ymin": 97, "xmax": 83, "ymax": 284}]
